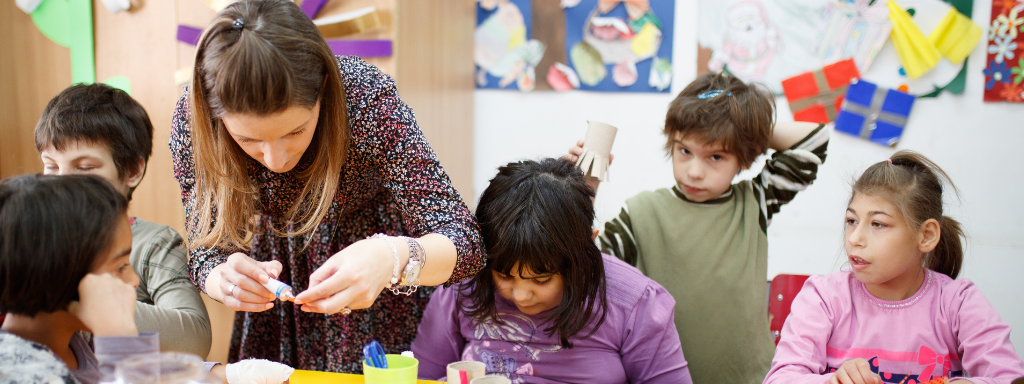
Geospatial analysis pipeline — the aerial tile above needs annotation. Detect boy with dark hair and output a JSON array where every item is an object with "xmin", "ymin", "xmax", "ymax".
[
  {"xmin": 34, "ymin": 83, "xmax": 211, "ymax": 357},
  {"xmin": 569, "ymin": 72, "xmax": 830, "ymax": 383}
]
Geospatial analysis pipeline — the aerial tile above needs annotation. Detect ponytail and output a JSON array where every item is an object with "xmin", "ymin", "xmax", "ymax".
[
  {"xmin": 927, "ymin": 216, "xmax": 964, "ymax": 279},
  {"xmin": 852, "ymin": 150, "xmax": 965, "ymax": 279}
]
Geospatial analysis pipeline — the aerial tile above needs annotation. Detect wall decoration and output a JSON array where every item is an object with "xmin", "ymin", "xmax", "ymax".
[
  {"xmin": 563, "ymin": 0, "xmax": 675, "ymax": 92},
  {"xmin": 26, "ymin": 0, "xmax": 131, "ymax": 92},
  {"xmin": 781, "ymin": 58, "xmax": 860, "ymax": 123},
  {"xmin": 815, "ymin": 0, "xmax": 892, "ymax": 73},
  {"xmin": 475, "ymin": 0, "xmax": 542, "ymax": 91},
  {"xmin": 835, "ymin": 78, "xmax": 916, "ymax": 147},
  {"xmin": 859, "ymin": 0, "xmax": 980, "ymax": 97},
  {"xmin": 983, "ymin": 0, "xmax": 1024, "ymax": 102},
  {"xmin": 698, "ymin": 0, "xmax": 824, "ymax": 94},
  {"xmin": 698, "ymin": 0, "xmax": 977, "ymax": 97}
]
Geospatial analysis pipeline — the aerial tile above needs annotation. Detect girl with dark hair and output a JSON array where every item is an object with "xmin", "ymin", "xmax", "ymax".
[
  {"xmin": 765, "ymin": 151, "xmax": 1024, "ymax": 384},
  {"xmin": 411, "ymin": 158, "xmax": 691, "ymax": 384},
  {"xmin": 170, "ymin": 0, "xmax": 482, "ymax": 371},
  {"xmin": 0, "ymin": 175, "xmax": 198, "ymax": 383}
]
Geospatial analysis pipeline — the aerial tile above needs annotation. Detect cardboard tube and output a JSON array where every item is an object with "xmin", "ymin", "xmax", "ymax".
[
  {"xmin": 575, "ymin": 121, "xmax": 618, "ymax": 181},
  {"xmin": 470, "ymin": 376, "xmax": 512, "ymax": 384},
  {"xmin": 447, "ymin": 361, "xmax": 486, "ymax": 384}
]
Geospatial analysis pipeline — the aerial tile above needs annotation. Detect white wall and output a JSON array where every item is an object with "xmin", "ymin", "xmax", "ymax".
[{"xmin": 473, "ymin": 0, "xmax": 1024, "ymax": 350}]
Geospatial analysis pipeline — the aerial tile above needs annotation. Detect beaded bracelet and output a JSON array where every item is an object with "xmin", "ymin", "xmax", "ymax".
[{"xmin": 370, "ymin": 234, "xmax": 401, "ymax": 288}]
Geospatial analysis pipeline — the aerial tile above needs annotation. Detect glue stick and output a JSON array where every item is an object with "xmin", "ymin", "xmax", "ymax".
[{"xmin": 263, "ymin": 277, "xmax": 295, "ymax": 302}]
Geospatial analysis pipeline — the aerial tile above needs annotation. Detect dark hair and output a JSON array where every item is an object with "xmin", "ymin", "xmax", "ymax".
[
  {"xmin": 462, "ymin": 158, "xmax": 606, "ymax": 348},
  {"xmin": 189, "ymin": 0, "xmax": 350, "ymax": 250},
  {"xmin": 852, "ymin": 150, "xmax": 965, "ymax": 278},
  {"xmin": 0, "ymin": 174, "xmax": 128, "ymax": 316},
  {"xmin": 665, "ymin": 72, "xmax": 775, "ymax": 167},
  {"xmin": 34, "ymin": 83, "xmax": 154, "ymax": 201}
]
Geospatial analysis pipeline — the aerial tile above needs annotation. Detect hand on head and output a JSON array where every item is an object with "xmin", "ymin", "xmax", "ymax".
[
  {"xmin": 68, "ymin": 273, "xmax": 138, "ymax": 337},
  {"xmin": 564, "ymin": 140, "xmax": 614, "ymax": 165},
  {"xmin": 208, "ymin": 253, "xmax": 283, "ymax": 312}
]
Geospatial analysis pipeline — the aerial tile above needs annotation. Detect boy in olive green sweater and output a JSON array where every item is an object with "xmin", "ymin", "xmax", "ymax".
[
  {"xmin": 569, "ymin": 73, "xmax": 829, "ymax": 383},
  {"xmin": 34, "ymin": 83, "xmax": 212, "ymax": 358}
]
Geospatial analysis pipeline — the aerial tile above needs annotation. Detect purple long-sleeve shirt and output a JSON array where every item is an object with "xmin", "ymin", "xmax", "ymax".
[
  {"xmin": 765, "ymin": 270, "xmax": 1024, "ymax": 384},
  {"xmin": 411, "ymin": 254, "xmax": 691, "ymax": 384}
]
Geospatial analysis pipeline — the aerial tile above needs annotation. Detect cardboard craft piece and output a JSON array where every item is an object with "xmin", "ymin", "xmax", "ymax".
[
  {"xmin": 314, "ymin": 7, "xmax": 382, "ymax": 38},
  {"xmin": 781, "ymin": 59, "xmax": 860, "ymax": 124},
  {"xmin": 888, "ymin": 0, "xmax": 941, "ymax": 79},
  {"xmin": 834, "ymin": 79, "xmax": 916, "ymax": 147},
  {"xmin": 927, "ymin": 7, "xmax": 981, "ymax": 65},
  {"xmin": 447, "ymin": 361, "xmax": 486, "ymax": 384},
  {"xmin": 575, "ymin": 121, "xmax": 618, "ymax": 181}
]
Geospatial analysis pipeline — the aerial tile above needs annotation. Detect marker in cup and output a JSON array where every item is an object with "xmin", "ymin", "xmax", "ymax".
[{"xmin": 263, "ymin": 277, "xmax": 295, "ymax": 301}]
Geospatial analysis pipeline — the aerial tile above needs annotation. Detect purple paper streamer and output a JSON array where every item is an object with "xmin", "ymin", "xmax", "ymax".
[
  {"xmin": 177, "ymin": 25, "xmax": 203, "ymax": 46},
  {"xmin": 300, "ymin": 0, "xmax": 330, "ymax": 19},
  {"xmin": 326, "ymin": 40, "xmax": 393, "ymax": 58}
]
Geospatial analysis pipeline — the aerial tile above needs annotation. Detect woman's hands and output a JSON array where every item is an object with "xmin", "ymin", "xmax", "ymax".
[
  {"xmin": 829, "ymin": 358, "xmax": 881, "ymax": 384},
  {"xmin": 205, "ymin": 253, "xmax": 283, "ymax": 312},
  {"xmin": 69, "ymin": 273, "xmax": 138, "ymax": 337},
  {"xmin": 293, "ymin": 236, "xmax": 409, "ymax": 315}
]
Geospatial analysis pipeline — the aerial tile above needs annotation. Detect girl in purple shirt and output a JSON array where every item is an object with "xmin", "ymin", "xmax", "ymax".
[
  {"xmin": 412, "ymin": 158, "xmax": 691, "ymax": 384},
  {"xmin": 765, "ymin": 151, "xmax": 1024, "ymax": 384}
]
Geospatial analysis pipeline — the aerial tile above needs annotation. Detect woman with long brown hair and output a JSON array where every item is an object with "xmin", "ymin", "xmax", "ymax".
[{"xmin": 169, "ymin": 0, "xmax": 483, "ymax": 372}]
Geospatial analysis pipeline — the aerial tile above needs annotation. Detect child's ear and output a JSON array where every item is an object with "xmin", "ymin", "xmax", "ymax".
[
  {"xmin": 125, "ymin": 158, "xmax": 147, "ymax": 189},
  {"xmin": 918, "ymin": 218, "xmax": 941, "ymax": 253},
  {"xmin": 591, "ymin": 228, "xmax": 600, "ymax": 241}
]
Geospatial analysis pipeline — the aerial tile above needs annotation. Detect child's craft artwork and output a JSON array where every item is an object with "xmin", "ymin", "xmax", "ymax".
[
  {"xmin": 475, "ymin": 0, "xmax": 544, "ymax": 92},
  {"xmin": 698, "ymin": 0, "xmax": 979, "ymax": 97},
  {"xmin": 982, "ymin": 0, "xmax": 1024, "ymax": 102},
  {"xmin": 834, "ymin": 78, "xmax": 916, "ymax": 147},
  {"xmin": 22, "ymin": 0, "xmax": 131, "ymax": 93},
  {"xmin": 698, "ymin": 0, "xmax": 826, "ymax": 93},
  {"xmin": 575, "ymin": 121, "xmax": 618, "ymax": 181},
  {"xmin": 859, "ymin": 0, "xmax": 981, "ymax": 96},
  {"xmin": 816, "ymin": 0, "xmax": 892, "ymax": 73},
  {"xmin": 781, "ymin": 59, "xmax": 860, "ymax": 123},
  {"xmin": 561, "ymin": 0, "xmax": 676, "ymax": 92}
]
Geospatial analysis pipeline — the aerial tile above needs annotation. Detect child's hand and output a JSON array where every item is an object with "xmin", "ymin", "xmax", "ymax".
[
  {"xmin": 564, "ymin": 140, "xmax": 615, "ymax": 165},
  {"xmin": 68, "ymin": 273, "xmax": 138, "ymax": 337},
  {"xmin": 829, "ymin": 358, "xmax": 881, "ymax": 384}
]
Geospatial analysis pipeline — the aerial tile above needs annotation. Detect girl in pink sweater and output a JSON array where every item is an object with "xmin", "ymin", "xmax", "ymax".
[{"xmin": 765, "ymin": 151, "xmax": 1024, "ymax": 384}]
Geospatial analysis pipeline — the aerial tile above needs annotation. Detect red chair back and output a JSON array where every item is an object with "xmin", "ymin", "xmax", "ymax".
[{"xmin": 769, "ymin": 274, "xmax": 810, "ymax": 345}]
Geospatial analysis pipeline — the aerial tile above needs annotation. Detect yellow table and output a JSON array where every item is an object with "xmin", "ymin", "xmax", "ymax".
[{"xmin": 290, "ymin": 369, "xmax": 443, "ymax": 384}]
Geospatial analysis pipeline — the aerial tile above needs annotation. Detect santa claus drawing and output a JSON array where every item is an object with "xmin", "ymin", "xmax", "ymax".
[{"xmin": 708, "ymin": 0, "xmax": 780, "ymax": 81}]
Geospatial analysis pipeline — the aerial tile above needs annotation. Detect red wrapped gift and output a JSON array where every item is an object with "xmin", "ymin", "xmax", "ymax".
[{"xmin": 781, "ymin": 59, "xmax": 860, "ymax": 123}]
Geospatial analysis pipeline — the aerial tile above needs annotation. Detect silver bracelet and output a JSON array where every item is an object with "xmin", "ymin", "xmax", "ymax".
[
  {"xmin": 398, "ymin": 236, "xmax": 426, "ymax": 270},
  {"xmin": 387, "ymin": 236, "xmax": 423, "ymax": 295},
  {"xmin": 370, "ymin": 234, "xmax": 401, "ymax": 287}
]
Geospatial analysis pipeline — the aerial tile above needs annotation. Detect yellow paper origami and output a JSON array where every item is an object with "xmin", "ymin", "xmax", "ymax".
[
  {"xmin": 927, "ymin": 8, "xmax": 982, "ymax": 65},
  {"xmin": 887, "ymin": 0, "xmax": 940, "ymax": 79}
]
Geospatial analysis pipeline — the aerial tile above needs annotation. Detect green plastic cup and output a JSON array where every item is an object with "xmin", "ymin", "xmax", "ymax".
[{"xmin": 363, "ymin": 354, "xmax": 418, "ymax": 384}]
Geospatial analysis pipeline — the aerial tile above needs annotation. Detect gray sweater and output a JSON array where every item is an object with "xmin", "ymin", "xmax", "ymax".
[{"xmin": 131, "ymin": 218, "xmax": 211, "ymax": 358}]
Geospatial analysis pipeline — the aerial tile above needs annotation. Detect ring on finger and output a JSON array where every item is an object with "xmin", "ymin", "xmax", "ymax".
[
  {"xmin": 228, "ymin": 283, "xmax": 238, "ymax": 297},
  {"xmin": 341, "ymin": 307, "xmax": 352, "ymax": 315}
]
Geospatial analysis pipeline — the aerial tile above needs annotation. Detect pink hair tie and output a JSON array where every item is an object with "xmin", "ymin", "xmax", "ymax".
[{"xmin": 886, "ymin": 158, "xmax": 893, "ymax": 164}]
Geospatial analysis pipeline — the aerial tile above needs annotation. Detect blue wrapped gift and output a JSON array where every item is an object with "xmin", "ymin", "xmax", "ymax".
[{"xmin": 834, "ymin": 79, "xmax": 916, "ymax": 147}]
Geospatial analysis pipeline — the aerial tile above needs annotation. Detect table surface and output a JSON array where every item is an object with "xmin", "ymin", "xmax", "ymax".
[{"xmin": 289, "ymin": 369, "xmax": 444, "ymax": 384}]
